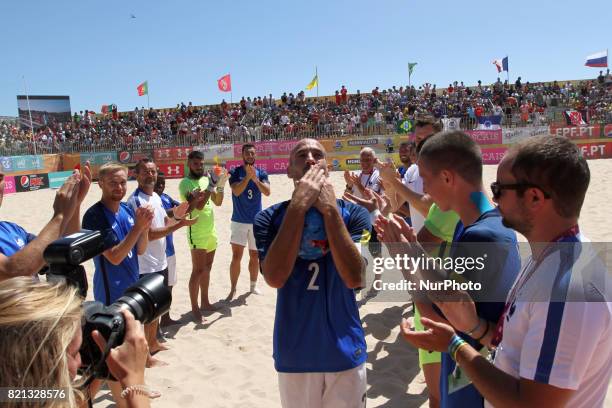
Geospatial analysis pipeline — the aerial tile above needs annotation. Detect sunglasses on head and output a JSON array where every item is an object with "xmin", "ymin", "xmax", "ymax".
[{"xmin": 490, "ymin": 181, "xmax": 551, "ymax": 200}]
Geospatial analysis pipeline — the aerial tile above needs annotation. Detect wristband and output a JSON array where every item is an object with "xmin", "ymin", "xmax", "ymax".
[
  {"xmin": 465, "ymin": 318, "xmax": 482, "ymax": 336},
  {"xmin": 474, "ymin": 320, "xmax": 489, "ymax": 342},
  {"xmin": 453, "ymin": 342, "xmax": 470, "ymax": 363},
  {"xmin": 448, "ymin": 334, "xmax": 467, "ymax": 361}
]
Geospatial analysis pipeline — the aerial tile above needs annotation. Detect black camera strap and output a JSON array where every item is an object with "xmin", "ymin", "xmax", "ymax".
[{"xmin": 81, "ymin": 330, "xmax": 120, "ymax": 407}]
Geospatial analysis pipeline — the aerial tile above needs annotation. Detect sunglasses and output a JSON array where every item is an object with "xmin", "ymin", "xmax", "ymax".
[{"xmin": 490, "ymin": 181, "xmax": 551, "ymax": 200}]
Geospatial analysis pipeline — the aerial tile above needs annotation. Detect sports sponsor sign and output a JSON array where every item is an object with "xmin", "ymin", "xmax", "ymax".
[
  {"xmin": 154, "ymin": 147, "xmax": 193, "ymax": 161},
  {"xmin": 0, "ymin": 155, "xmax": 44, "ymax": 173},
  {"xmin": 481, "ymin": 147, "xmax": 508, "ymax": 165},
  {"xmin": 576, "ymin": 141, "xmax": 612, "ymax": 159},
  {"xmin": 465, "ymin": 130, "xmax": 502, "ymax": 145},
  {"xmin": 196, "ymin": 144, "xmax": 234, "ymax": 161},
  {"xmin": 232, "ymin": 140, "xmax": 300, "ymax": 158},
  {"xmin": 604, "ymin": 124, "xmax": 612, "ymax": 138},
  {"xmin": 226, "ymin": 158, "xmax": 289, "ymax": 175},
  {"xmin": 118, "ymin": 150, "xmax": 153, "ymax": 165},
  {"xmin": 549, "ymin": 125, "xmax": 601, "ymax": 139},
  {"xmin": 80, "ymin": 152, "xmax": 117, "ymax": 166},
  {"xmin": 157, "ymin": 163, "xmax": 185, "ymax": 179},
  {"xmin": 15, "ymin": 173, "xmax": 49, "ymax": 192},
  {"xmin": 48, "ymin": 170, "xmax": 73, "ymax": 189},
  {"xmin": 3, "ymin": 175, "xmax": 16, "ymax": 195},
  {"xmin": 502, "ymin": 126, "xmax": 549, "ymax": 144}
]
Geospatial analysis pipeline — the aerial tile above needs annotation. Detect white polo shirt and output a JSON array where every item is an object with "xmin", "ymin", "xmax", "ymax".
[
  {"xmin": 402, "ymin": 163, "xmax": 424, "ymax": 232},
  {"xmin": 490, "ymin": 235, "xmax": 612, "ymax": 408},
  {"xmin": 127, "ymin": 188, "xmax": 168, "ymax": 274}
]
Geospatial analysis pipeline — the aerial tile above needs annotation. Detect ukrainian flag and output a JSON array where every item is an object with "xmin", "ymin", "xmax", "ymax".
[{"xmin": 306, "ymin": 74, "xmax": 318, "ymax": 90}]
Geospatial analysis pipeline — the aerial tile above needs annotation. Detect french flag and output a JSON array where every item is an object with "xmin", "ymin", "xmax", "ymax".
[
  {"xmin": 493, "ymin": 56, "xmax": 509, "ymax": 73},
  {"xmin": 585, "ymin": 50, "xmax": 608, "ymax": 68}
]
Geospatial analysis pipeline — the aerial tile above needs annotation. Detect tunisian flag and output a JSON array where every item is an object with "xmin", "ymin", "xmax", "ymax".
[{"xmin": 217, "ymin": 74, "xmax": 232, "ymax": 92}]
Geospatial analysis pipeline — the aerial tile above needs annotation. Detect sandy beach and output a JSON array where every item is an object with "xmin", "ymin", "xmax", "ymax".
[{"xmin": 5, "ymin": 160, "xmax": 611, "ymax": 407}]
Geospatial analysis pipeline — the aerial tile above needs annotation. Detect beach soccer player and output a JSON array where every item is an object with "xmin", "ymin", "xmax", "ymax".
[
  {"xmin": 227, "ymin": 143, "xmax": 270, "ymax": 301},
  {"xmin": 254, "ymin": 138, "xmax": 370, "ymax": 408}
]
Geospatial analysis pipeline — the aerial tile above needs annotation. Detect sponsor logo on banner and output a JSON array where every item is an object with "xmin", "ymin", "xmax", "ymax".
[
  {"xmin": 332, "ymin": 159, "xmax": 340, "ymax": 169},
  {"xmin": 118, "ymin": 150, "xmax": 152, "ymax": 165},
  {"xmin": 605, "ymin": 124, "xmax": 612, "ymax": 138},
  {"xmin": 226, "ymin": 158, "xmax": 289, "ymax": 175},
  {"xmin": 81, "ymin": 152, "xmax": 117, "ymax": 166},
  {"xmin": 196, "ymin": 144, "xmax": 234, "ymax": 161},
  {"xmin": 10, "ymin": 155, "xmax": 44, "ymax": 172},
  {"xmin": 481, "ymin": 147, "xmax": 508, "ymax": 165},
  {"xmin": 549, "ymin": 125, "xmax": 601, "ymax": 139},
  {"xmin": 346, "ymin": 158, "xmax": 361, "ymax": 165},
  {"xmin": 232, "ymin": 141, "xmax": 300, "ymax": 158},
  {"xmin": 157, "ymin": 164, "xmax": 185, "ymax": 179},
  {"xmin": 347, "ymin": 138, "xmax": 378, "ymax": 147},
  {"xmin": 502, "ymin": 126, "xmax": 549, "ymax": 144},
  {"xmin": 154, "ymin": 147, "xmax": 192, "ymax": 161},
  {"xmin": 15, "ymin": 173, "xmax": 49, "ymax": 192},
  {"xmin": 0, "ymin": 157, "xmax": 13, "ymax": 172},
  {"xmin": 48, "ymin": 171, "xmax": 73, "ymax": 189},
  {"xmin": 334, "ymin": 140, "xmax": 343, "ymax": 149},
  {"xmin": 3, "ymin": 176, "xmax": 16, "ymax": 195},
  {"xmin": 577, "ymin": 141, "xmax": 612, "ymax": 159},
  {"xmin": 119, "ymin": 151, "xmax": 131, "ymax": 163},
  {"xmin": 466, "ymin": 130, "xmax": 502, "ymax": 145}
]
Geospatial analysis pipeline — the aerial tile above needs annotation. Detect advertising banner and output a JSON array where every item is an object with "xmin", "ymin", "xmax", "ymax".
[
  {"xmin": 549, "ymin": 125, "xmax": 601, "ymax": 139},
  {"xmin": 502, "ymin": 126, "xmax": 549, "ymax": 145},
  {"xmin": 157, "ymin": 163, "xmax": 186, "ymax": 179},
  {"xmin": 604, "ymin": 124, "xmax": 612, "ymax": 138},
  {"xmin": 232, "ymin": 140, "xmax": 301, "ymax": 158},
  {"xmin": 118, "ymin": 150, "xmax": 153, "ymax": 165},
  {"xmin": 576, "ymin": 141, "xmax": 612, "ymax": 160},
  {"xmin": 196, "ymin": 144, "xmax": 234, "ymax": 162},
  {"xmin": 15, "ymin": 173, "xmax": 49, "ymax": 192},
  {"xmin": 80, "ymin": 152, "xmax": 117, "ymax": 166},
  {"xmin": 48, "ymin": 171, "xmax": 73, "ymax": 189},
  {"xmin": 3, "ymin": 176, "xmax": 16, "ymax": 195},
  {"xmin": 320, "ymin": 135, "xmax": 408, "ymax": 154},
  {"xmin": 154, "ymin": 147, "xmax": 193, "ymax": 161},
  {"xmin": 465, "ymin": 130, "xmax": 502, "ymax": 145},
  {"xmin": 62, "ymin": 153, "xmax": 81, "ymax": 171},
  {"xmin": 481, "ymin": 147, "xmax": 508, "ymax": 165},
  {"xmin": 0, "ymin": 155, "xmax": 44, "ymax": 173},
  {"xmin": 226, "ymin": 158, "xmax": 289, "ymax": 175}
]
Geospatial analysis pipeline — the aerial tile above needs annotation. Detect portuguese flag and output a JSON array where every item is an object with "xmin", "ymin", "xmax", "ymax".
[{"xmin": 137, "ymin": 81, "xmax": 148, "ymax": 96}]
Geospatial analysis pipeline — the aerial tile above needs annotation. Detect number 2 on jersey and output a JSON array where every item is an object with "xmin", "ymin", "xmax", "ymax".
[{"xmin": 307, "ymin": 262, "xmax": 320, "ymax": 290}]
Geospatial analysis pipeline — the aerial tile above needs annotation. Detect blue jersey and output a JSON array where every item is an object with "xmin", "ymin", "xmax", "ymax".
[
  {"xmin": 82, "ymin": 202, "xmax": 140, "ymax": 305},
  {"xmin": 159, "ymin": 193, "xmax": 180, "ymax": 257},
  {"xmin": 254, "ymin": 199, "xmax": 370, "ymax": 373},
  {"xmin": 440, "ymin": 209, "xmax": 520, "ymax": 408},
  {"xmin": 229, "ymin": 165, "xmax": 269, "ymax": 224},
  {"xmin": 0, "ymin": 221, "xmax": 36, "ymax": 257},
  {"xmin": 398, "ymin": 165, "xmax": 408, "ymax": 179}
]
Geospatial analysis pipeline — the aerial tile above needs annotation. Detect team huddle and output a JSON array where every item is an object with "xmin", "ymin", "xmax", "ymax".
[{"xmin": 0, "ymin": 122, "xmax": 610, "ymax": 407}]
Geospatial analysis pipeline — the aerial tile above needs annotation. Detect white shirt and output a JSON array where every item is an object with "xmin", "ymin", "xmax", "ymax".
[
  {"xmin": 402, "ymin": 164, "xmax": 424, "ymax": 232},
  {"xmin": 127, "ymin": 189, "xmax": 168, "ymax": 274},
  {"xmin": 490, "ymin": 235, "xmax": 612, "ymax": 408},
  {"xmin": 351, "ymin": 169, "xmax": 382, "ymax": 199}
]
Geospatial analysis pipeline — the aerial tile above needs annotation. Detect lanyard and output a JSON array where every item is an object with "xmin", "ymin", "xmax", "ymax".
[{"xmin": 491, "ymin": 225, "xmax": 580, "ymax": 347}]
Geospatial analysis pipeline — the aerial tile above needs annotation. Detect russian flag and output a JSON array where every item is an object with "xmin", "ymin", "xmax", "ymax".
[{"xmin": 585, "ymin": 50, "xmax": 608, "ymax": 68}]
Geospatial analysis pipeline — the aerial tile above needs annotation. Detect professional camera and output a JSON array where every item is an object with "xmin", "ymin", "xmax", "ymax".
[{"xmin": 43, "ymin": 230, "xmax": 172, "ymax": 379}]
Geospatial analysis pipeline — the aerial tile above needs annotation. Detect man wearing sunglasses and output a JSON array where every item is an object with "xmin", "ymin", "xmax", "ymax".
[{"xmin": 397, "ymin": 135, "xmax": 611, "ymax": 407}]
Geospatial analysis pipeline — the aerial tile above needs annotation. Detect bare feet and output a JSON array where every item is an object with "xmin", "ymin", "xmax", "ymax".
[
  {"xmin": 250, "ymin": 286, "xmax": 262, "ymax": 295},
  {"xmin": 150, "ymin": 343, "xmax": 170, "ymax": 354},
  {"xmin": 160, "ymin": 316, "xmax": 179, "ymax": 327},
  {"xmin": 146, "ymin": 354, "xmax": 169, "ymax": 368},
  {"xmin": 225, "ymin": 289, "xmax": 236, "ymax": 302},
  {"xmin": 191, "ymin": 307, "xmax": 203, "ymax": 323},
  {"xmin": 200, "ymin": 302, "xmax": 219, "ymax": 312}
]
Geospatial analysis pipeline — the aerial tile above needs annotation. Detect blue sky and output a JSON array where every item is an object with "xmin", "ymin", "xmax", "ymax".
[{"xmin": 1, "ymin": 0, "xmax": 610, "ymax": 116}]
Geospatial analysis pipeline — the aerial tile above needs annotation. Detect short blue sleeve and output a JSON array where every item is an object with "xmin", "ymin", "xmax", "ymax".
[
  {"xmin": 229, "ymin": 167, "xmax": 241, "ymax": 185},
  {"xmin": 345, "ymin": 202, "xmax": 371, "ymax": 243},
  {"xmin": 254, "ymin": 206, "xmax": 277, "ymax": 263},
  {"xmin": 82, "ymin": 204, "xmax": 119, "ymax": 248}
]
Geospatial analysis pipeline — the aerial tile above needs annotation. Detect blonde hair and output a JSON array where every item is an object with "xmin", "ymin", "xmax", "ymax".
[
  {"xmin": 0, "ymin": 278, "xmax": 83, "ymax": 407},
  {"xmin": 98, "ymin": 162, "xmax": 128, "ymax": 180}
]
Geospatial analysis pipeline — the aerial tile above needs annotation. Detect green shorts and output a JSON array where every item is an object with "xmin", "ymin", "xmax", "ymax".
[
  {"xmin": 414, "ymin": 305, "xmax": 442, "ymax": 368},
  {"xmin": 187, "ymin": 229, "xmax": 218, "ymax": 252}
]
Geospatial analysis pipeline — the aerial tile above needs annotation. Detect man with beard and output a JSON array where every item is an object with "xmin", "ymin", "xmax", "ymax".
[
  {"xmin": 254, "ymin": 138, "xmax": 369, "ymax": 408},
  {"xmin": 179, "ymin": 150, "xmax": 229, "ymax": 322},
  {"xmin": 128, "ymin": 158, "xmax": 196, "ymax": 353},
  {"xmin": 396, "ymin": 135, "xmax": 611, "ymax": 408},
  {"xmin": 227, "ymin": 143, "xmax": 270, "ymax": 301}
]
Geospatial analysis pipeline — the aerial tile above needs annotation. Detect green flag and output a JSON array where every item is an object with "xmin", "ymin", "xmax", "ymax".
[
  {"xmin": 408, "ymin": 63, "xmax": 417, "ymax": 77},
  {"xmin": 397, "ymin": 119, "xmax": 413, "ymax": 134}
]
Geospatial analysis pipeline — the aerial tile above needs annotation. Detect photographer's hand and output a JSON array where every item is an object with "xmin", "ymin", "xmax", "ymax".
[{"xmin": 92, "ymin": 309, "xmax": 152, "ymax": 407}]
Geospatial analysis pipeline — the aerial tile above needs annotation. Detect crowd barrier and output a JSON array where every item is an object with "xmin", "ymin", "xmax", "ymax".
[{"xmin": 2, "ymin": 125, "xmax": 611, "ymax": 196}]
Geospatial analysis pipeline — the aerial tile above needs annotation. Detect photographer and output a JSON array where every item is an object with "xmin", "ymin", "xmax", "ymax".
[
  {"xmin": 0, "ymin": 164, "xmax": 91, "ymax": 281},
  {"xmin": 0, "ymin": 277, "xmax": 150, "ymax": 408}
]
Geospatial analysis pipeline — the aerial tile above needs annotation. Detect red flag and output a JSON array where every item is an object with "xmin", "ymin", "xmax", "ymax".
[{"xmin": 217, "ymin": 74, "xmax": 232, "ymax": 92}]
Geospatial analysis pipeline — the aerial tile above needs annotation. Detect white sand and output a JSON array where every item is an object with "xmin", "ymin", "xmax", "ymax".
[{"xmin": 4, "ymin": 161, "xmax": 611, "ymax": 407}]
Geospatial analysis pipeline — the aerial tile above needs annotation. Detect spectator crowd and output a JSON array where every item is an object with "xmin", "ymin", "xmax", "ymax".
[{"xmin": 1, "ymin": 72, "xmax": 611, "ymax": 155}]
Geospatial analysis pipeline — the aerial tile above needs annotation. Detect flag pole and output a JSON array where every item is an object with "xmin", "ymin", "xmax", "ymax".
[
  {"xmin": 317, "ymin": 66, "xmax": 320, "ymax": 98},
  {"xmin": 408, "ymin": 63, "xmax": 411, "ymax": 87},
  {"xmin": 22, "ymin": 75, "xmax": 36, "ymax": 155},
  {"xmin": 506, "ymin": 55, "xmax": 510, "ymax": 84},
  {"xmin": 147, "ymin": 86, "xmax": 150, "ymax": 109}
]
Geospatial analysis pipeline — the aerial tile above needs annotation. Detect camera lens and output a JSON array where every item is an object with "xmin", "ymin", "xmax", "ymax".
[{"xmin": 115, "ymin": 273, "xmax": 171, "ymax": 324}]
